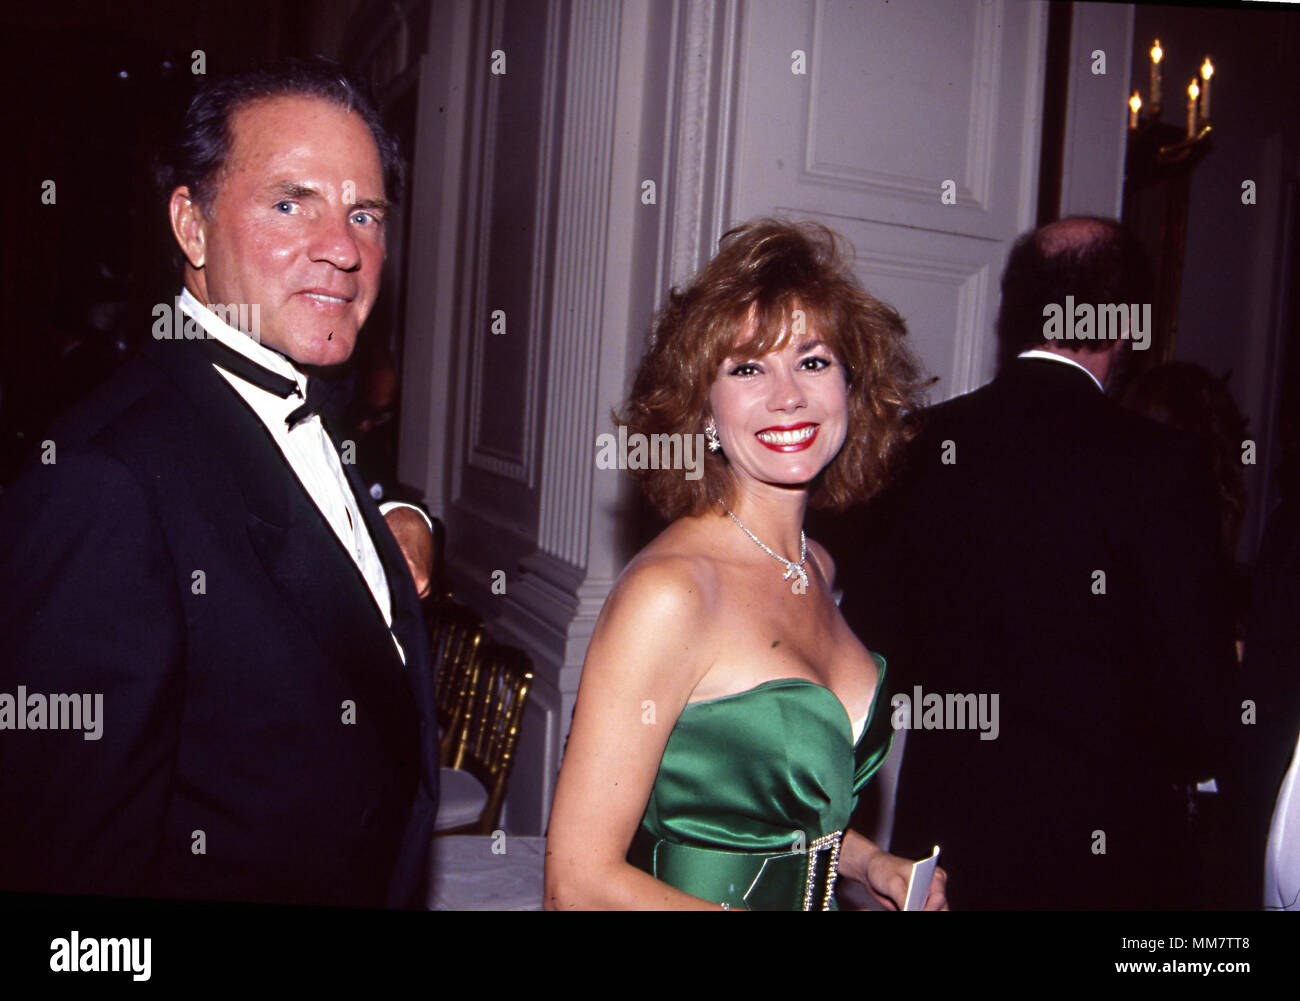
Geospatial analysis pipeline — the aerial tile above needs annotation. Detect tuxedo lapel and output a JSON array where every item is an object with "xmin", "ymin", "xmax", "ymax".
[{"xmin": 140, "ymin": 338, "xmax": 406, "ymax": 683}]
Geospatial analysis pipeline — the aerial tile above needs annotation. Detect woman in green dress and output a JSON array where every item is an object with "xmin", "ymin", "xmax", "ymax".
[{"xmin": 545, "ymin": 219, "xmax": 946, "ymax": 910}]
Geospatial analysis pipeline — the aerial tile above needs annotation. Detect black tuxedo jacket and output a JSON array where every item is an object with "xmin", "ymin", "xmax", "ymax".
[
  {"xmin": 0, "ymin": 335, "xmax": 439, "ymax": 907},
  {"xmin": 829, "ymin": 358, "xmax": 1234, "ymax": 908}
]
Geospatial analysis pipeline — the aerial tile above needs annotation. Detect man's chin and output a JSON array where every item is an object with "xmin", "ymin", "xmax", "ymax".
[{"xmin": 283, "ymin": 330, "xmax": 359, "ymax": 369}]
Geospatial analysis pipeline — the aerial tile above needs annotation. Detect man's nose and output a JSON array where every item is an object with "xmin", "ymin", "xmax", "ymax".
[{"xmin": 310, "ymin": 212, "xmax": 362, "ymax": 271}]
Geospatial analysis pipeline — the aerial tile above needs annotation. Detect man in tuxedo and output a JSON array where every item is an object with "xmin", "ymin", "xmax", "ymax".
[
  {"xmin": 0, "ymin": 59, "xmax": 439, "ymax": 907},
  {"xmin": 838, "ymin": 217, "xmax": 1234, "ymax": 908}
]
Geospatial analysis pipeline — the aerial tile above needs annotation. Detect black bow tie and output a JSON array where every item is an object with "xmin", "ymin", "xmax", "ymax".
[
  {"xmin": 197, "ymin": 335, "xmax": 349, "ymax": 429},
  {"xmin": 286, "ymin": 375, "xmax": 352, "ymax": 430}
]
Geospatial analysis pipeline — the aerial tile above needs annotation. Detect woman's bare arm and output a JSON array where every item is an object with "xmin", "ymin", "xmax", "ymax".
[{"xmin": 545, "ymin": 556, "xmax": 726, "ymax": 909}]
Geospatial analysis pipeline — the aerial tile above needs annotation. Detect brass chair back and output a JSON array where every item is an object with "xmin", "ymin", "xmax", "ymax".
[
  {"xmin": 426, "ymin": 599, "xmax": 487, "ymax": 766},
  {"xmin": 443, "ymin": 641, "xmax": 534, "ymax": 834}
]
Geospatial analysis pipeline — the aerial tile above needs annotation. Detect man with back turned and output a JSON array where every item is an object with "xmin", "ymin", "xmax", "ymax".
[{"xmin": 837, "ymin": 217, "xmax": 1233, "ymax": 908}]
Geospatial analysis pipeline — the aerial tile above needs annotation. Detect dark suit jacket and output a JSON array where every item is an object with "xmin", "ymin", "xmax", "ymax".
[
  {"xmin": 829, "ymin": 358, "xmax": 1234, "ymax": 909},
  {"xmin": 0, "ymin": 335, "xmax": 439, "ymax": 907}
]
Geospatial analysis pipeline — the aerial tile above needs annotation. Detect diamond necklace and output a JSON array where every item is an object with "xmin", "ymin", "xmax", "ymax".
[{"xmin": 720, "ymin": 502, "xmax": 809, "ymax": 591}]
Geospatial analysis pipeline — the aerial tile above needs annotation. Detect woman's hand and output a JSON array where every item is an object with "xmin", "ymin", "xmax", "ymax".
[{"xmin": 840, "ymin": 829, "xmax": 949, "ymax": 910}]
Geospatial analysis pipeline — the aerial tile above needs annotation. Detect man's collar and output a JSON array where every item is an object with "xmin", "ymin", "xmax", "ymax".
[
  {"xmin": 177, "ymin": 288, "xmax": 306, "ymax": 394},
  {"xmin": 1016, "ymin": 349, "xmax": 1105, "ymax": 394}
]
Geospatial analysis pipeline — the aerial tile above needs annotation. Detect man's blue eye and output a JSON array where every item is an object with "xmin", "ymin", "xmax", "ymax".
[{"xmin": 274, "ymin": 201, "xmax": 294, "ymax": 213}]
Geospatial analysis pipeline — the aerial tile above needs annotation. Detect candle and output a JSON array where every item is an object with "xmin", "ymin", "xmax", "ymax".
[
  {"xmin": 1200, "ymin": 58, "xmax": 1214, "ymax": 120},
  {"xmin": 1150, "ymin": 40, "xmax": 1164, "ymax": 106},
  {"xmin": 1129, "ymin": 92, "xmax": 1142, "ymax": 129},
  {"xmin": 1187, "ymin": 79, "xmax": 1200, "ymax": 137}
]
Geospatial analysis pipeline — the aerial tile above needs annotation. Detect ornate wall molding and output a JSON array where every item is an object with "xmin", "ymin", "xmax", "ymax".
[
  {"xmin": 802, "ymin": 0, "xmax": 1002, "ymax": 212},
  {"xmin": 845, "ymin": 244, "xmax": 993, "ymax": 398},
  {"xmin": 396, "ymin": 0, "xmax": 476, "ymax": 519},
  {"xmin": 661, "ymin": 0, "xmax": 742, "ymax": 290},
  {"xmin": 464, "ymin": 0, "xmax": 559, "ymax": 487},
  {"xmin": 535, "ymin": 2, "xmax": 623, "ymax": 567}
]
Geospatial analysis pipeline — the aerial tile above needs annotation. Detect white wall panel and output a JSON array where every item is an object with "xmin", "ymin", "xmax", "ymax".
[{"xmin": 728, "ymin": 0, "xmax": 1048, "ymax": 395}]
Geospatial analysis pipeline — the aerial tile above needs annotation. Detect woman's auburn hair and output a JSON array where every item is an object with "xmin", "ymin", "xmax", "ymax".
[{"xmin": 618, "ymin": 217, "xmax": 929, "ymax": 520}]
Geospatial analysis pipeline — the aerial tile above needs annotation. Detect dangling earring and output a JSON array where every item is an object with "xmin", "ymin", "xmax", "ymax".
[{"xmin": 705, "ymin": 421, "xmax": 721, "ymax": 453}]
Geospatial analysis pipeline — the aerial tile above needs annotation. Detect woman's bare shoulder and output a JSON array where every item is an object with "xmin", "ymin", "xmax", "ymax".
[
  {"xmin": 609, "ymin": 524, "xmax": 720, "ymax": 622},
  {"xmin": 584, "ymin": 521, "xmax": 722, "ymax": 684},
  {"xmin": 585, "ymin": 525, "xmax": 728, "ymax": 707}
]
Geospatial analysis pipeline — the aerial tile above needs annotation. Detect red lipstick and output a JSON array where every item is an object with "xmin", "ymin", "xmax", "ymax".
[{"xmin": 755, "ymin": 422, "xmax": 819, "ymax": 452}]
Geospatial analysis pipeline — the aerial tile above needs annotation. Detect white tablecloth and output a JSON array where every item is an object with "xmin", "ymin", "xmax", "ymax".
[{"xmin": 427, "ymin": 835, "xmax": 547, "ymax": 910}]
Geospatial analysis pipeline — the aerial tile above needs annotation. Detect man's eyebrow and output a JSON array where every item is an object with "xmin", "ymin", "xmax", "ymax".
[
  {"xmin": 269, "ymin": 181, "xmax": 321, "ymax": 200},
  {"xmin": 266, "ymin": 182, "xmax": 388, "ymax": 213}
]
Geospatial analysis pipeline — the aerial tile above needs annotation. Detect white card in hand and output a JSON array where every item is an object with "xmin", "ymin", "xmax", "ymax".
[{"xmin": 903, "ymin": 845, "xmax": 941, "ymax": 911}]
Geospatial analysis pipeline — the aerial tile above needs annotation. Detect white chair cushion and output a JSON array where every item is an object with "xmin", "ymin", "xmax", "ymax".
[{"xmin": 434, "ymin": 767, "xmax": 489, "ymax": 832}]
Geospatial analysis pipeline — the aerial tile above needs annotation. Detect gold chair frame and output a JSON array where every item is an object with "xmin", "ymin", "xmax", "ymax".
[
  {"xmin": 426, "ymin": 599, "xmax": 487, "ymax": 766},
  {"xmin": 438, "ymin": 641, "xmax": 534, "ymax": 835}
]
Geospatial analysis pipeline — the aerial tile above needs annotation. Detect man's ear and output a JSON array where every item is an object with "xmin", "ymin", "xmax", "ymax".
[{"xmin": 169, "ymin": 186, "xmax": 208, "ymax": 270}]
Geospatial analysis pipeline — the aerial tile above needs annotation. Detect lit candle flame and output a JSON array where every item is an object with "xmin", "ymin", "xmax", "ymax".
[
  {"xmin": 1200, "ymin": 58, "xmax": 1214, "ymax": 120},
  {"xmin": 1189, "ymin": 80, "xmax": 1200, "ymax": 100},
  {"xmin": 1150, "ymin": 40, "xmax": 1164, "ymax": 109}
]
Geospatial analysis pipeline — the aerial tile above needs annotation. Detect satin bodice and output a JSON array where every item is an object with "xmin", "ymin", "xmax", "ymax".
[{"xmin": 629, "ymin": 654, "xmax": 892, "ymax": 907}]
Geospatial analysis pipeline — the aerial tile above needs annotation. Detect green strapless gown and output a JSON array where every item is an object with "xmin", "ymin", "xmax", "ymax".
[{"xmin": 628, "ymin": 655, "xmax": 892, "ymax": 910}]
